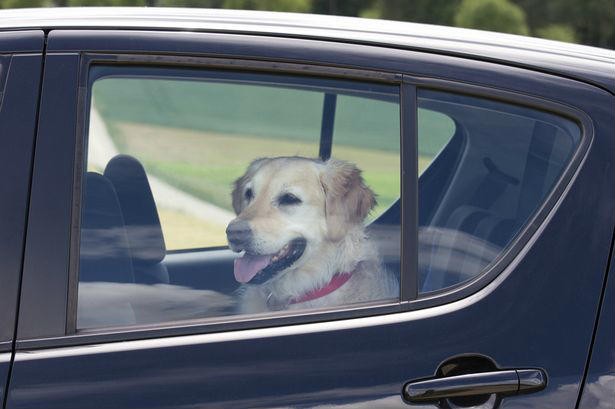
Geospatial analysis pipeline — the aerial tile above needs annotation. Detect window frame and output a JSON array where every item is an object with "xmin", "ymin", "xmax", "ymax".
[
  {"xmin": 410, "ymin": 78, "xmax": 593, "ymax": 307},
  {"xmin": 15, "ymin": 30, "xmax": 594, "ymax": 349},
  {"xmin": 63, "ymin": 54, "xmax": 590, "ymax": 343},
  {"xmin": 65, "ymin": 53, "xmax": 411, "ymax": 338}
]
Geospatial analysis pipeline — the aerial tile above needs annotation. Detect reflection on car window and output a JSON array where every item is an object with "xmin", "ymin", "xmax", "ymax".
[
  {"xmin": 418, "ymin": 90, "xmax": 581, "ymax": 293},
  {"xmin": 0, "ymin": 59, "xmax": 5, "ymax": 92},
  {"xmin": 78, "ymin": 68, "xmax": 400, "ymax": 329},
  {"xmin": 418, "ymin": 108, "xmax": 456, "ymax": 174}
]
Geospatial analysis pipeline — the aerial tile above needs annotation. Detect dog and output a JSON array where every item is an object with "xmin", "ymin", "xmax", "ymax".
[{"xmin": 226, "ymin": 156, "xmax": 399, "ymax": 314}]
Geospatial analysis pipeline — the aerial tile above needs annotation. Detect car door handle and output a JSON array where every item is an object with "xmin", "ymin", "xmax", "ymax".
[{"xmin": 403, "ymin": 369, "xmax": 546, "ymax": 403}]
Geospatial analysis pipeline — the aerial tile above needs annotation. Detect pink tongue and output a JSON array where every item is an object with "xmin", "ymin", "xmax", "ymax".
[{"xmin": 234, "ymin": 253, "xmax": 272, "ymax": 283}]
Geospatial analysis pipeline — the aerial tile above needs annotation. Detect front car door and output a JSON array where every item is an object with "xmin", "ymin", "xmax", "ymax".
[
  {"xmin": 0, "ymin": 29, "xmax": 43, "ymax": 406},
  {"xmin": 7, "ymin": 28, "xmax": 615, "ymax": 409}
]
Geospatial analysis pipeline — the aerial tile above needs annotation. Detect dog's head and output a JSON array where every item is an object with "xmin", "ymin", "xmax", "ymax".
[{"xmin": 226, "ymin": 156, "xmax": 375, "ymax": 285}]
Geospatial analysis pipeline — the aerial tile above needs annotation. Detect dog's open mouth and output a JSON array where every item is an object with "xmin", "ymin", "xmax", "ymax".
[{"xmin": 234, "ymin": 238, "xmax": 306, "ymax": 284}]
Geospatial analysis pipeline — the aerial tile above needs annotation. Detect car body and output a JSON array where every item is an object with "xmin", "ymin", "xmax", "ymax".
[{"xmin": 0, "ymin": 7, "xmax": 613, "ymax": 409}]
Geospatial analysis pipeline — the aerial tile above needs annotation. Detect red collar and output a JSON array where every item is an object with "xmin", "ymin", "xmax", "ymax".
[{"xmin": 290, "ymin": 272, "xmax": 353, "ymax": 304}]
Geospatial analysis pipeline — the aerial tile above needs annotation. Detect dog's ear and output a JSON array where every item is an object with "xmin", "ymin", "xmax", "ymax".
[
  {"xmin": 320, "ymin": 159, "xmax": 376, "ymax": 241},
  {"xmin": 231, "ymin": 158, "xmax": 269, "ymax": 214},
  {"xmin": 231, "ymin": 174, "xmax": 248, "ymax": 215}
]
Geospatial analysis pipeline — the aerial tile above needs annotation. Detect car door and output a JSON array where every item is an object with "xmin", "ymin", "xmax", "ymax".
[
  {"xmin": 0, "ymin": 30, "xmax": 44, "ymax": 407},
  {"xmin": 7, "ymin": 29, "xmax": 614, "ymax": 409},
  {"xmin": 578, "ymin": 241, "xmax": 615, "ymax": 409}
]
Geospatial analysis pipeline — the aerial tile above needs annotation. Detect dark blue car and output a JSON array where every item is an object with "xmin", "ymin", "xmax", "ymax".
[{"xmin": 0, "ymin": 7, "xmax": 613, "ymax": 409}]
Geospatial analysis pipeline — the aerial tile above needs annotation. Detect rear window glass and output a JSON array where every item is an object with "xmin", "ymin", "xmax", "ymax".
[
  {"xmin": 418, "ymin": 108, "xmax": 456, "ymax": 173},
  {"xmin": 418, "ymin": 89, "xmax": 581, "ymax": 293}
]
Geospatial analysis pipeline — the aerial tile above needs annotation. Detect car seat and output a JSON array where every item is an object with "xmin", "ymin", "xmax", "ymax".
[
  {"xmin": 104, "ymin": 154, "xmax": 169, "ymax": 284},
  {"xmin": 78, "ymin": 172, "xmax": 136, "ymax": 327}
]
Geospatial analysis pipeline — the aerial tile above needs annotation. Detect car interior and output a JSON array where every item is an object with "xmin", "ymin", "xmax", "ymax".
[
  {"xmin": 78, "ymin": 86, "xmax": 580, "ymax": 328},
  {"xmin": 417, "ymin": 91, "xmax": 579, "ymax": 292}
]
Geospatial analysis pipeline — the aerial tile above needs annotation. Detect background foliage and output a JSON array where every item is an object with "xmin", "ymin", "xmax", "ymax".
[{"xmin": 1, "ymin": 0, "xmax": 612, "ymax": 48}]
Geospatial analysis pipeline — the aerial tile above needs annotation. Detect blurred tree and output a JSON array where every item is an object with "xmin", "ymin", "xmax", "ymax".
[
  {"xmin": 513, "ymin": 0, "xmax": 614, "ymax": 48},
  {"xmin": 222, "ymin": 0, "xmax": 310, "ymax": 12},
  {"xmin": 311, "ymin": 0, "xmax": 372, "ymax": 16},
  {"xmin": 455, "ymin": 0, "xmax": 529, "ymax": 35},
  {"xmin": 0, "ymin": 0, "xmax": 50, "ymax": 8},
  {"xmin": 66, "ymin": 0, "xmax": 145, "ymax": 5},
  {"xmin": 580, "ymin": 0, "xmax": 615, "ymax": 49},
  {"xmin": 155, "ymin": 0, "xmax": 225, "ymax": 6},
  {"xmin": 535, "ymin": 23, "xmax": 577, "ymax": 43},
  {"xmin": 360, "ymin": 0, "xmax": 460, "ymax": 26}
]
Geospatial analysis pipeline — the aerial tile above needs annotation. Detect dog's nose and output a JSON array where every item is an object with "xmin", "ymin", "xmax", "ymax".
[{"xmin": 226, "ymin": 219, "xmax": 252, "ymax": 247}]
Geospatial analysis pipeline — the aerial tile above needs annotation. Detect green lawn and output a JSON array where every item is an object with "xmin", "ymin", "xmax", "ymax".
[
  {"xmin": 94, "ymin": 76, "xmax": 455, "ymax": 158},
  {"xmin": 106, "ymin": 121, "xmax": 405, "ymax": 249},
  {"xmin": 110, "ymin": 122, "xmax": 401, "ymax": 216},
  {"xmin": 92, "ymin": 76, "xmax": 454, "ymax": 249}
]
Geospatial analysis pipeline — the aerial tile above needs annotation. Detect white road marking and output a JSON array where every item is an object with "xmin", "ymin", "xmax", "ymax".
[{"xmin": 87, "ymin": 104, "xmax": 235, "ymax": 226}]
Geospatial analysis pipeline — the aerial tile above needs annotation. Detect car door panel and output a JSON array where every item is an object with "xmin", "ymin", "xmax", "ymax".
[
  {"xmin": 8, "ymin": 30, "xmax": 614, "ymax": 409},
  {"xmin": 9, "ymin": 163, "xmax": 614, "ymax": 408},
  {"xmin": 0, "ymin": 354, "xmax": 9, "ymax": 406},
  {"xmin": 578, "ymin": 245, "xmax": 614, "ymax": 409}
]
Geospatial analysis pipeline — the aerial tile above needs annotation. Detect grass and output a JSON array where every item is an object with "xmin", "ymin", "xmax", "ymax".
[
  {"xmin": 110, "ymin": 121, "xmax": 400, "ymax": 214},
  {"xmin": 93, "ymin": 77, "xmax": 401, "ymax": 152},
  {"xmin": 93, "ymin": 76, "xmax": 455, "ymax": 157},
  {"xmin": 157, "ymin": 208, "xmax": 229, "ymax": 248},
  {"xmin": 91, "ymin": 77, "xmax": 455, "ymax": 249},
  {"xmin": 105, "ymin": 121, "xmax": 436, "ymax": 250}
]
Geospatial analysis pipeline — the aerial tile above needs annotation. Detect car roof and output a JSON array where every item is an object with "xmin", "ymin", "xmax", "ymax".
[{"xmin": 1, "ymin": 7, "xmax": 614, "ymax": 93}]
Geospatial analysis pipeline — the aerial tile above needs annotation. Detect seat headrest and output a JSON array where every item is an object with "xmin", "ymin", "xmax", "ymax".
[
  {"xmin": 104, "ymin": 154, "xmax": 166, "ymax": 265},
  {"xmin": 80, "ymin": 172, "xmax": 134, "ymax": 283}
]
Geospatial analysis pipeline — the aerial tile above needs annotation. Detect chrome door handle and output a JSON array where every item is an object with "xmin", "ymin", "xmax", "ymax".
[{"xmin": 403, "ymin": 369, "xmax": 546, "ymax": 404}]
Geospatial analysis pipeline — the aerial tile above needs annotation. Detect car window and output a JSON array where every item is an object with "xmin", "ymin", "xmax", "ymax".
[
  {"xmin": 418, "ymin": 108, "xmax": 456, "ymax": 173},
  {"xmin": 330, "ymin": 94, "xmax": 400, "ymax": 219},
  {"xmin": 78, "ymin": 66, "xmax": 401, "ymax": 329},
  {"xmin": 90, "ymin": 73, "xmax": 400, "ymax": 249},
  {"xmin": 418, "ymin": 89, "xmax": 581, "ymax": 293}
]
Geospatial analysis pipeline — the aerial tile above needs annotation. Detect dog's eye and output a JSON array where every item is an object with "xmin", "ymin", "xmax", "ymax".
[
  {"xmin": 278, "ymin": 193, "xmax": 302, "ymax": 206},
  {"xmin": 244, "ymin": 188, "xmax": 254, "ymax": 201}
]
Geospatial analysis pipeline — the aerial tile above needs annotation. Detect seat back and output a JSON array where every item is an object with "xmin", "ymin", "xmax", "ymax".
[
  {"xmin": 79, "ymin": 172, "xmax": 135, "ymax": 283},
  {"xmin": 104, "ymin": 154, "xmax": 169, "ymax": 283},
  {"xmin": 78, "ymin": 172, "xmax": 137, "ymax": 328}
]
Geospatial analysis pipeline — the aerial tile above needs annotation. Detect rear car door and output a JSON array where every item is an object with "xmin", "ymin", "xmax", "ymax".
[
  {"xmin": 578, "ymin": 242, "xmax": 615, "ymax": 409},
  {"xmin": 0, "ymin": 30, "xmax": 43, "ymax": 407},
  {"xmin": 7, "ymin": 29, "xmax": 614, "ymax": 409}
]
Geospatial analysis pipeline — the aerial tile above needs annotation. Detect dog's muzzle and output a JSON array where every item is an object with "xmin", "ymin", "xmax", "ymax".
[
  {"xmin": 226, "ymin": 219, "xmax": 252, "ymax": 250},
  {"xmin": 230, "ymin": 235, "xmax": 307, "ymax": 285}
]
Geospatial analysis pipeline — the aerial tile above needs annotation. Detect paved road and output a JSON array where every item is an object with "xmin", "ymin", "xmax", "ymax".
[{"xmin": 88, "ymin": 104, "xmax": 236, "ymax": 226}]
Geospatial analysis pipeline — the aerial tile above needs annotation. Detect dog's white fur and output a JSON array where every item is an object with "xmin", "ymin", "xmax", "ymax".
[{"xmin": 229, "ymin": 156, "xmax": 399, "ymax": 314}]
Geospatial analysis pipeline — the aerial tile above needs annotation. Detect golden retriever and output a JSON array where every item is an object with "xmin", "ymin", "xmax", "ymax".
[{"xmin": 226, "ymin": 156, "xmax": 399, "ymax": 313}]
